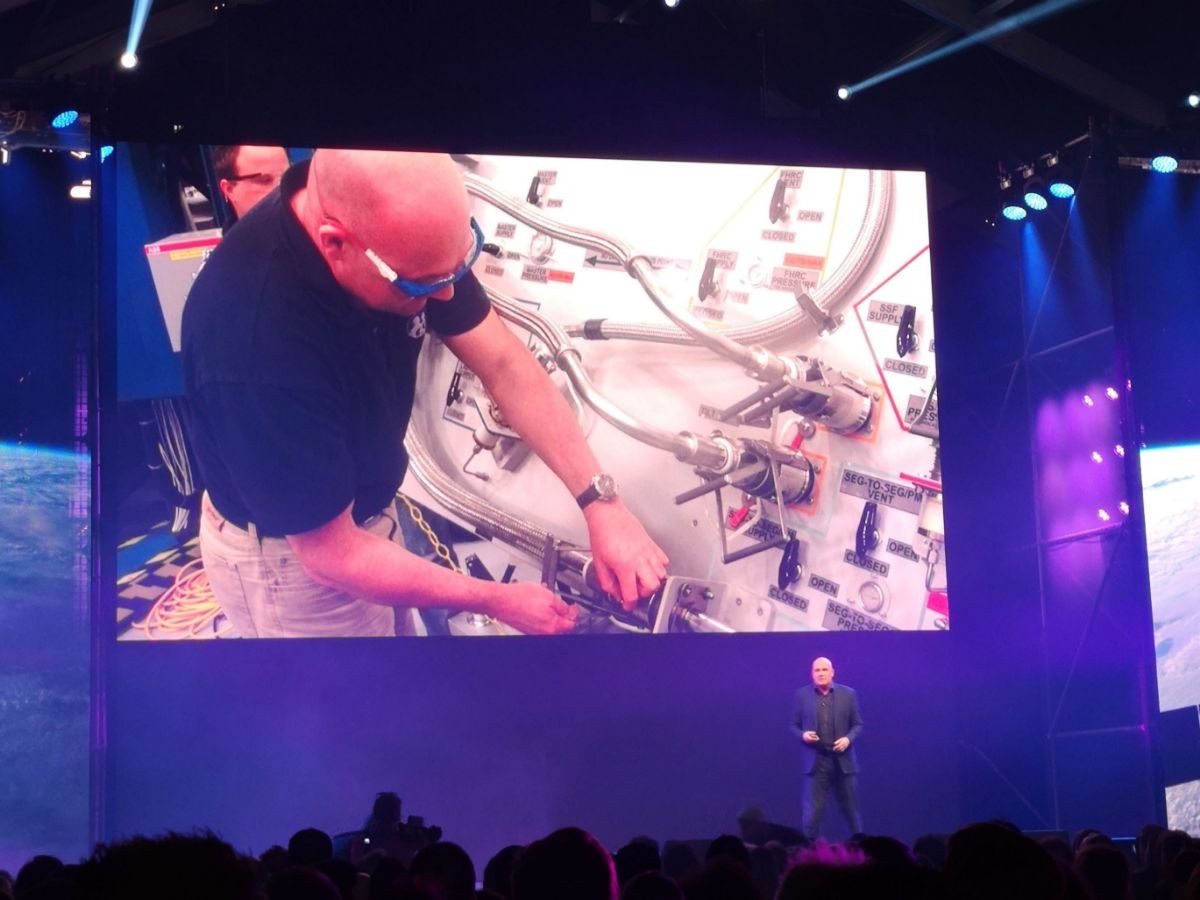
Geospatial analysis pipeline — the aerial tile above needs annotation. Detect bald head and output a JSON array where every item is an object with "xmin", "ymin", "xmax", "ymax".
[
  {"xmin": 301, "ymin": 149, "xmax": 475, "ymax": 314},
  {"xmin": 811, "ymin": 657, "xmax": 834, "ymax": 691},
  {"xmin": 312, "ymin": 150, "xmax": 469, "ymax": 261}
]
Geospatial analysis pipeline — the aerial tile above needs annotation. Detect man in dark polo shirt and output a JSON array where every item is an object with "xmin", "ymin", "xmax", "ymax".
[
  {"xmin": 792, "ymin": 656, "xmax": 864, "ymax": 839},
  {"xmin": 182, "ymin": 149, "xmax": 668, "ymax": 637}
]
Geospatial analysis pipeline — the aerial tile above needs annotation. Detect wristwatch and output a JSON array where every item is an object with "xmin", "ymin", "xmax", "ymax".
[{"xmin": 575, "ymin": 473, "xmax": 618, "ymax": 510}]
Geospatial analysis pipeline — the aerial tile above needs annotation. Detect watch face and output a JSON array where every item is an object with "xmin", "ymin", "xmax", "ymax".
[{"xmin": 595, "ymin": 473, "xmax": 617, "ymax": 499}]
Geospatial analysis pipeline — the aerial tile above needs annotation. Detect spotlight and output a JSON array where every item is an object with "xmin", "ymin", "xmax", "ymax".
[
  {"xmin": 1188, "ymin": 93, "xmax": 1199, "ymax": 109},
  {"xmin": 837, "ymin": 85, "xmax": 852, "ymax": 101},
  {"xmin": 69, "ymin": 179, "xmax": 92, "ymax": 200},
  {"xmin": 997, "ymin": 171, "xmax": 1027, "ymax": 221},
  {"xmin": 51, "ymin": 109, "xmax": 79, "ymax": 129},
  {"xmin": 1151, "ymin": 155, "xmax": 1178, "ymax": 173},
  {"xmin": 0, "ymin": 145, "xmax": 9, "ymax": 166},
  {"xmin": 663, "ymin": 0, "xmax": 681, "ymax": 7},
  {"xmin": 70, "ymin": 150, "xmax": 89, "ymax": 159},
  {"xmin": 1119, "ymin": 501, "xmax": 1130, "ymax": 515},
  {"xmin": 1019, "ymin": 163, "xmax": 1047, "ymax": 210},
  {"xmin": 1097, "ymin": 509, "xmax": 1111, "ymax": 522},
  {"xmin": 120, "ymin": 51, "xmax": 138, "ymax": 69},
  {"xmin": 1114, "ymin": 444, "xmax": 1125, "ymax": 457},
  {"xmin": 1090, "ymin": 451, "xmax": 1103, "ymax": 464},
  {"xmin": 1042, "ymin": 151, "xmax": 1075, "ymax": 199},
  {"xmin": 1105, "ymin": 386, "xmax": 1119, "ymax": 400},
  {"xmin": 100, "ymin": 145, "xmax": 114, "ymax": 162},
  {"xmin": 1082, "ymin": 394, "xmax": 1094, "ymax": 407}
]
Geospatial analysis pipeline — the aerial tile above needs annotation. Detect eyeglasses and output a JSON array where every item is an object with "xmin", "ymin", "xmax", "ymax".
[
  {"xmin": 361, "ymin": 218, "xmax": 485, "ymax": 299},
  {"xmin": 225, "ymin": 171, "xmax": 283, "ymax": 188}
]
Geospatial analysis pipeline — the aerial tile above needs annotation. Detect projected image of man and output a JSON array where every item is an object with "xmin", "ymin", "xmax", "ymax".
[
  {"xmin": 211, "ymin": 145, "xmax": 290, "ymax": 221},
  {"xmin": 793, "ymin": 656, "xmax": 864, "ymax": 839},
  {"xmin": 182, "ymin": 149, "xmax": 668, "ymax": 638}
]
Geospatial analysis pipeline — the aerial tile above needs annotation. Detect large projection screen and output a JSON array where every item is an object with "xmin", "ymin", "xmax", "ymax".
[{"xmin": 112, "ymin": 145, "xmax": 945, "ymax": 640}]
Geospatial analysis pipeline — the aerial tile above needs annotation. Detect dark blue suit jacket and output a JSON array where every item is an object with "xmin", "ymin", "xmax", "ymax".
[{"xmin": 792, "ymin": 683, "xmax": 864, "ymax": 774}]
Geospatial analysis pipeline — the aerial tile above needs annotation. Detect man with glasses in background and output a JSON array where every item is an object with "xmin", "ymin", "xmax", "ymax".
[
  {"xmin": 182, "ymin": 149, "xmax": 668, "ymax": 637},
  {"xmin": 211, "ymin": 144, "xmax": 291, "ymax": 220}
]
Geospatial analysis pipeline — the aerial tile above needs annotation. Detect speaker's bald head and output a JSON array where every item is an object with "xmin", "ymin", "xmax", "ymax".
[{"xmin": 311, "ymin": 149, "xmax": 471, "ymax": 276}]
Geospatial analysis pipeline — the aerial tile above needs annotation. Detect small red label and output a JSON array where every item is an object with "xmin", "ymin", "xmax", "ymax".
[
  {"xmin": 783, "ymin": 253, "xmax": 824, "ymax": 270},
  {"xmin": 547, "ymin": 270, "xmax": 575, "ymax": 284}
]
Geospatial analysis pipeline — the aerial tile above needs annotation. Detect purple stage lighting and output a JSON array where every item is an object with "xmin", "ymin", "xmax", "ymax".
[
  {"xmin": 1083, "ymin": 394, "xmax": 1094, "ymax": 407},
  {"xmin": 1090, "ymin": 451, "xmax": 1103, "ymax": 463}
]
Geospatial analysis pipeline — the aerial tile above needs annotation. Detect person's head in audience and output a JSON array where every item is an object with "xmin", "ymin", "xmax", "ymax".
[
  {"xmin": 512, "ymin": 827, "xmax": 618, "ymax": 900},
  {"xmin": 368, "ymin": 792, "xmax": 403, "ymax": 830},
  {"xmin": 661, "ymin": 843, "xmax": 700, "ymax": 882},
  {"xmin": 212, "ymin": 145, "xmax": 290, "ymax": 220},
  {"xmin": 260, "ymin": 845, "xmax": 290, "ymax": 879},
  {"xmin": 945, "ymin": 822, "xmax": 1062, "ymax": 900},
  {"xmin": 1075, "ymin": 843, "xmax": 1129, "ymax": 900},
  {"xmin": 736, "ymin": 806, "xmax": 772, "ymax": 846},
  {"xmin": 288, "ymin": 828, "xmax": 334, "ymax": 868},
  {"xmin": 409, "ymin": 842, "xmax": 475, "ymax": 900},
  {"xmin": 14, "ymin": 857, "xmax": 67, "ymax": 899},
  {"xmin": 80, "ymin": 831, "xmax": 258, "ymax": 900},
  {"xmin": 483, "ymin": 845, "xmax": 523, "ymax": 899},
  {"xmin": 614, "ymin": 840, "xmax": 661, "ymax": 886},
  {"xmin": 1039, "ymin": 835, "xmax": 1074, "ymax": 868},
  {"xmin": 858, "ymin": 835, "xmax": 914, "ymax": 868},
  {"xmin": 704, "ymin": 834, "xmax": 750, "ymax": 870},
  {"xmin": 622, "ymin": 871, "xmax": 683, "ymax": 900}
]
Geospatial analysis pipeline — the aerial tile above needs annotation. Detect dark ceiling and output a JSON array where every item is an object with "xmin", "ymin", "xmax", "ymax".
[{"xmin": 1, "ymin": 0, "xmax": 1196, "ymax": 204}]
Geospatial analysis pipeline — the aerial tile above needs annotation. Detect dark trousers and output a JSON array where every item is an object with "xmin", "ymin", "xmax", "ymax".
[{"xmin": 803, "ymin": 757, "xmax": 862, "ymax": 839}]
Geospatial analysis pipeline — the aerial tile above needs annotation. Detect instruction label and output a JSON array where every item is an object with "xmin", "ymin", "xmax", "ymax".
[
  {"xmin": 822, "ymin": 599, "xmax": 897, "ymax": 632},
  {"xmin": 495, "ymin": 223, "xmax": 517, "ymax": 238},
  {"xmin": 770, "ymin": 266, "xmax": 820, "ymax": 292},
  {"xmin": 795, "ymin": 210, "xmax": 825, "ymax": 223},
  {"xmin": 762, "ymin": 229, "xmax": 797, "ymax": 242},
  {"xmin": 866, "ymin": 300, "xmax": 907, "ymax": 325},
  {"xmin": 746, "ymin": 519, "xmax": 797, "ymax": 542},
  {"xmin": 843, "ymin": 549, "xmax": 891, "ymax": 577},
  {"xmin": 886, "ymin": 539, "xmax": 920, "ymax": 563},
  {"xmin": 885, "ymin": 358, "xmax": 929, "ymax": 378},
  {"xmin": 905, "ymin": 393, "xmax": 939, "ymax": 438},
  {"xmin": 808, "ymin": 573, "xmax": 840, "ymax": 598},
  {"xmin": 706, "ymin": 249, "xmax": 739, "ymax": 269},
  {"xmin": 839, "ymin": 468, "xmax": 924, "ymax": 514},
  {"xmin": 768, "ymin": 584, "xmax": 809, "ymax": 612},
  {"xmin": 779, "ymin": 169, "xmax": 805, "ymax": 188},
  {"xmin": 521, "ymin": 265, "xmax": 548, "ymax": 284}
]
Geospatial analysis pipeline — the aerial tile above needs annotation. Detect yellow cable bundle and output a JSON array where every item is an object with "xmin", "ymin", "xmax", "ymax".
[{"xmin": 138, "ymin": 556, "xmax": 232, "ymax": 639}]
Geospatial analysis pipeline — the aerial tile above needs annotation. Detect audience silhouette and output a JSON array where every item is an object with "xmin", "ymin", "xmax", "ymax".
[{"xmin": 8, "ymin": 806, "xmax": 1200, "ymax": 900}]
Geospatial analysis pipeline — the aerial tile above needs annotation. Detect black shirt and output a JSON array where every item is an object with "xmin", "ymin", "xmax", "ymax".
[{"xmin": 181, "ymin": 160, "xmax": 490, "ymax": 537}]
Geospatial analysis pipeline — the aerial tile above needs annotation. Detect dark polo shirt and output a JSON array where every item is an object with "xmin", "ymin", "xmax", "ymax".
[{"xmin": 182, "ymin": 160, "xmax": 489, "ymax": 537}]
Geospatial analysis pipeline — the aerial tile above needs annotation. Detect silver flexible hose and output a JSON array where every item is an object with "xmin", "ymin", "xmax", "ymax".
[
  {"xmin": 486, "ymin": 287, "xmax": 731, "ymax": 469},
  {"xmin": 466, "ymin": 173, "xmax": 783, "ymax": 377},
  {"xmin": 464, "ymin": 169, "xmax": 893, "ymax": 349}
]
